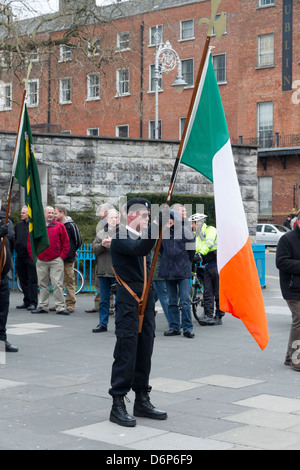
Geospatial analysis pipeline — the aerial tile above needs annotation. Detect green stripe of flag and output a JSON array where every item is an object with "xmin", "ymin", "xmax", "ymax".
[{"xmin": 180, "ymin": 53, "xmax": 229, "ymax": 182}]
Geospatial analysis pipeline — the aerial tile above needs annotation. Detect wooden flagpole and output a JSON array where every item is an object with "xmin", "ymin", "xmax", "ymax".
[
  {"xmin": 138, "ymin": 0, "xmax": 226, "ymax": 332},
  {"xmin": 0, "ymin": 61, "xmax": 32, "ymax": 282}
]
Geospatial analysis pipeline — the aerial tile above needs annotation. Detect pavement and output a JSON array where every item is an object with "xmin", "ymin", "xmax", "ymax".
[{"xmin": 1, "ymin": 251, "xmax": 300, "ymax": 451}]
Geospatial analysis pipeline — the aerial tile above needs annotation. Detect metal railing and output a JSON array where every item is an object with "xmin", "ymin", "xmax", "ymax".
[
  {"xmin": 10, "ymin": 244, "xmax": 97, "ymax": 294},
  {"xmin": 232, "ymin": 133, "xmax": 300, "ymax": 149}
]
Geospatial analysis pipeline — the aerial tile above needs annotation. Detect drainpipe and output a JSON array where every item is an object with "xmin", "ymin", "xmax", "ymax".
[{"xmin": 140, "ymin": 22, "xmax": 144, "ymax": 138}]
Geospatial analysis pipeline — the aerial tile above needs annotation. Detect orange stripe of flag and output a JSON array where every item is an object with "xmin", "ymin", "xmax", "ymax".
[{"xmin": 219, "ymin": 237, "xmax": 269, "ymax": 350}]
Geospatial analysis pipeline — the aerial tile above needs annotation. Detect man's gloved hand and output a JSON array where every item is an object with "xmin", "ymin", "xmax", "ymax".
[{"xmin": 0, "ymin": 223, "xmax": 9, "ymax": 239}]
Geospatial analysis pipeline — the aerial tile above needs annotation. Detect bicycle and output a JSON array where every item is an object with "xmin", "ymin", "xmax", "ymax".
[
  {"xmin": 190, "ymin": 254, "xmax": 206, "ymax": 325},
  {"xmin": 16, "ymin": 267, "xmax": 85, "ymax": 296}
]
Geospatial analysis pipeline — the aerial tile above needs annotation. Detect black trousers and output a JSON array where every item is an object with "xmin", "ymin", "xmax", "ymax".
[
  {"xmin": 16, "ymin": 256, "xmax": 38, "ymax": 307},
  {"xmin": 0, "ymin": 275, "xmax": 9, "ymax": 341},
  {"xmin": 109, "ymin": 283, "xmax": 155, "ymax": 397},
  {"xmin": 203, "ymin": 265, "xmax": 224, "ymax": 318}
]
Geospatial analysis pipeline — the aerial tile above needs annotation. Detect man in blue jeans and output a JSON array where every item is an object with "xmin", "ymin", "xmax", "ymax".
[{"xmin": 159, "ymin": 208, "xmax": 195, "ymax": 338}]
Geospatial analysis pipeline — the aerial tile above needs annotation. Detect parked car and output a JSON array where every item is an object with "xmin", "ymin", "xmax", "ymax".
[{"xmin": 256, "ymin": 223, "xmax": 290, "ymax": 246}]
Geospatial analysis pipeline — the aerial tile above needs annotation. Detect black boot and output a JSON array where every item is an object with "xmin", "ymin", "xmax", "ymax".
[
  {"xmin": 134, "ymin": 392, "xmax": 168, "ymax": 420},
  {"xmin": 110, "ymin": 395, "xmax": 136, "ymax": 427}
]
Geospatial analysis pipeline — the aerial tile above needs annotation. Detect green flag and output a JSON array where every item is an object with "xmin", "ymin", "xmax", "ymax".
[{"xmin": 13, "ymin": 104, "xmax": 49, "ymax": 263}]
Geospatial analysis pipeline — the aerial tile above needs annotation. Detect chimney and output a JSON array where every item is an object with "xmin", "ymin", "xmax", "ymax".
[{"xmin": 59, "ymin": 0, "xmax": 96, "ymax": 12}]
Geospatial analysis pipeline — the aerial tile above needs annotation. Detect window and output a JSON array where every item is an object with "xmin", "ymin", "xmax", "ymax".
[
  {"xmin": 150, "ymin": 25, "xmax": 163, "ymax": 46},
  {"xmin": 0, "ymin": 83, "xmax": 12, "ymax": 110},
  {"xmin": 87, "ymin": 73, "xmax": 100, "ymax": 100},
  {"xmin": 116, "ymin": 125, "xmax": 129, "ymax": 138},
  {"xmin": 60, "ymin": 45, "xmax": 72, "ymax": 61},
  {"xmin": 60, "ymin": 78, "xmax": 72, "ymax": 104},
  {"xmin": 212, "ymin": 14, "xmax": 227, "ymax": 36},
  {"xmin": 182, "ymin": 59, "xmax": 194, "ymax": 87},
  {"xmin": 179, "ymin": 117, "xmax": 186, "ymax": 139},
  {"xmin": 149, "ymin": 120, "xmax": 162, "ymax": 139},
  {"xmin": 258, "ymin": 34, "xmax": 274, "ymax": 67},
  {"xmin": 149, "ymin": 64, "xmax": 162, "ymax": 92},
  {"xmin": 117, "ymin": 32, "xmax": 130, "ymax": 50},
  {"xmin": 258, "ymin": 0, "xmax": 275, "ymax": 6},
  {"xmin": 0, "ymin": 51, "xmax": 12, "ymax": 69},
  {"xmin": 180, "ymin": 20, "xmax": 194, "ymax": 41},
  {"xmin": 258, "ymin": 177, "xmax": 272, "ymax": 215},
  {"xmin": 257, "ymin": 102, "xmax": 273, "ymax": 147},
  {"xmin": 27, "ymin": 80, "xmax": 39, "ymax": 107},
  {"xmin": 116, "ymin": 68, "xmax": 130, "ymax": 96},
  {"xmin": 213, "ymin": 54, "xmax": 226, "ymax": 83},
  {"xmin": 88, "ymin": 38, "xmax": 100, "ymax": 56},
  {"xmin": 87, "ymin": 128, "xmax": 99, "ymax": 136}
]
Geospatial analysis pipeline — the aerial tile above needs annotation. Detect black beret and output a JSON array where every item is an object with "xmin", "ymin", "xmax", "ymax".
[{"xmin": 126, "ymin": 197, "xmax": 151, "ymax": 213}]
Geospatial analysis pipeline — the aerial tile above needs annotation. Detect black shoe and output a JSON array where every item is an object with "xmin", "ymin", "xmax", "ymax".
[
  {"xmin": 5, "ymin": 341, "xmax": 18, "ymax": 353},
  {"xmin": 27, "ymin": 304, "xmax": 36, "ymax": 311},
  {"xmin": 199, "ymin": 316, "xmax": 217, "ymax": 326},
  {"xmin": 16, "ymin": 304, "xmax": 29, "ymax": 309},
  {"xmin": 214, "ymin": 316, "xmax": 223, "ymax": 325},
  {"xmin": 183, "ymin": 331, "xmax": 195, "ymax": 338},
  {"xmin": 110, "ymin": 396, "xmax": 136, "ymax": 427},
  {"xmin": 134, "ymin": 392, "xmax": 167, "ymax": 420},
  {"xmin": 164, "ymin": 329, "xmax": 181, "ymax": 336},
  {"xmin": 31, "ymin": 307, "xmax": 48, "ymax": 314},
  {"xmin": 92, "ymin": 324, "xmax": 107, "ymax": 333},
  {"xmin": 56, "ymin": 309, "xmax": 70, "ymax": 315}
]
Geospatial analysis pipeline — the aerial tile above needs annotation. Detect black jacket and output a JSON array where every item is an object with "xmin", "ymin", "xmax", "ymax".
[
  {"xmin": 0, "ymin": 211, "xmax": 15, "ymax": 252},
  {"xmin": 14, "ymin": 219, "xmax": 30, "ymax": 258},
  {"xmin": 159, "ymin": 219, "xmax": 195, "ymax": 281},
  {"xmin": 276, "ymin": 223, "xmax": 300, "ymax": 300},
  {"xmin": 64, "ymin": 218, "xmax": 82, "ymax": 263},
  {"xmin": 0, "ymin": 237, "xmax": 12, "ymax": 277}
]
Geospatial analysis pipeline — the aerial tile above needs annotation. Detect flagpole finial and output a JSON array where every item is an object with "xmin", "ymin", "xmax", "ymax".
[
  {"xmin": 199, "ymin": 0, "xmax": 227, "ymax": 39},
  {"xmin": 22, "ymin": 60, "xmax": 33, "ymax": 93}
]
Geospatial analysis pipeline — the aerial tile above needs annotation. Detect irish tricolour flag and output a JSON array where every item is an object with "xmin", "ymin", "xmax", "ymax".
[{"xmin": 180, "ymin": 50, "xmax": 269, "ymax": 350}]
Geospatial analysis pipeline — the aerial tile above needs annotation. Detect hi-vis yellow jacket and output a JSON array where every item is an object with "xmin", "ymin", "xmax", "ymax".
[{"xmin": 195, "ymin": 223, "xmax": 217, "ymax": 258}]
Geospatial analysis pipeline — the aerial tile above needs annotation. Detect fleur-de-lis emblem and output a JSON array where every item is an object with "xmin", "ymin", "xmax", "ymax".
[{"xmin": 199, "ymin": 0, "xmax": 227, "ymax": 39}]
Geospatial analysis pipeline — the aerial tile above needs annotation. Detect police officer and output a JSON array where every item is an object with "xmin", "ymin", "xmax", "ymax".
[
  {"xmin": 109, "ymin": 197, "xmax": 168, "ymax": 427},
  {"xmin": 0, "ymin": 222, "xmax": 18, "ymax": 352},
  {"xmin": 190, "ymin": 213, "xmax": 224, "ymax": 325}
]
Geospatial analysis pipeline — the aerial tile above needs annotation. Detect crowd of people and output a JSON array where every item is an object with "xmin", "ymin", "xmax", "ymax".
[{"xmin": 0, "ymin": 197, "xmax": 224, "ymax": 427}]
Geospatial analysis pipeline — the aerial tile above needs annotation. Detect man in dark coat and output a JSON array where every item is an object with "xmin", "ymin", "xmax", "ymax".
[
  {"xmin": 0, "ymin": 222, "xmax": 18, "ymax": 352},
  {"xmin": 276, "ymin": 214, "xmax": 300, "ymax": 371},
  {"xmin": 14, "ymin": 206, "xmax": 38, "ymax": 310},
  {"xmin": 109, "ymin": 197, "xmax": 168, "ymax": 427},
  {"xmin": 159, "ymin": 209, "xmax": 195, "ymax": 338}
]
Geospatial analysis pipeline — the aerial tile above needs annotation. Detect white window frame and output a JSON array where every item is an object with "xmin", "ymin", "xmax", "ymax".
[
  {"xmin": 60, "ymin": 77, "xmax": 72, "ymax": 104},
  {"xmin": 117, "ymin": 32, "xmax": 130, "ymax": 51},
  {"xmin": 179, "ymin": 117, "xmax": 186, "ymax": 139},
  {"xmin": 27, "ymin": 79, "xmax": 39, "ymax": 108},
  {"xmin": 116, "ymin": 125, "xmax": 129, "ymax": 138},
  {"xmin": 59, "ymin": 45, "xmax": 72, "ymax": 62},
  {"xmin": 149, "ymin": 64, "xmax": 162, "ymax": 92},
  {"xmin": 180, "ymin": 19, "xmax": 194, "ymax": 41},
  {"xmin": 87, "ymin": 73, "xmax": 100, "ymax": 101},
  {"xmin": 257, "ymin": 101, "xmax": 273, "ymax": 147},
  {"xmin": 88, "ymin": 38, "xmax": 100, "ymax": 57},
  {"xmin": 258, "ymin": 176, "xmax": 273, "ymax": 216},
  {"xmin": 150, "ymin": 25, "xmax": 163, "ymax": 46},
  {"xmin": 212, "ymin": 53, "xmax": 227, "ymax": 84},
  {"xmin": 87, "ymin": 128, "xmax": 99, "ymax": 136},
  {"xmin": 149, "ymin": 120, "xmax": 162, "ymax": 140},
  {"xmin": 116, "ymin": 68, "xmax": 130, "ymax": 97},
  {"xmin": 257, "ymin": 33, "xmax": 274, "ymax": 67},
  {"xmin": 182, "ymin": 58, "xmax": 194, "ymax": 88},
  {"xmin": 258, "ymin": 0, "xmax": 275, "ymax": 7},
  {"xmin": 0, "ymin": 83, "xmax": 12, "ymax": 111}
]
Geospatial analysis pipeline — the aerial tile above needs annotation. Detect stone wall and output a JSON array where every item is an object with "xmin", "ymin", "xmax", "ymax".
[{"xmin": 0, "ymin": 132, "xmax": 258, "ymax": 236}]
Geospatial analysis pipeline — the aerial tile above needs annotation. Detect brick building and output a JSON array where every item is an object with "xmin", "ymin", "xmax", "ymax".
[{"xmin": 0, "ymin": 0, "xmax": 298, "ymax": 223}]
